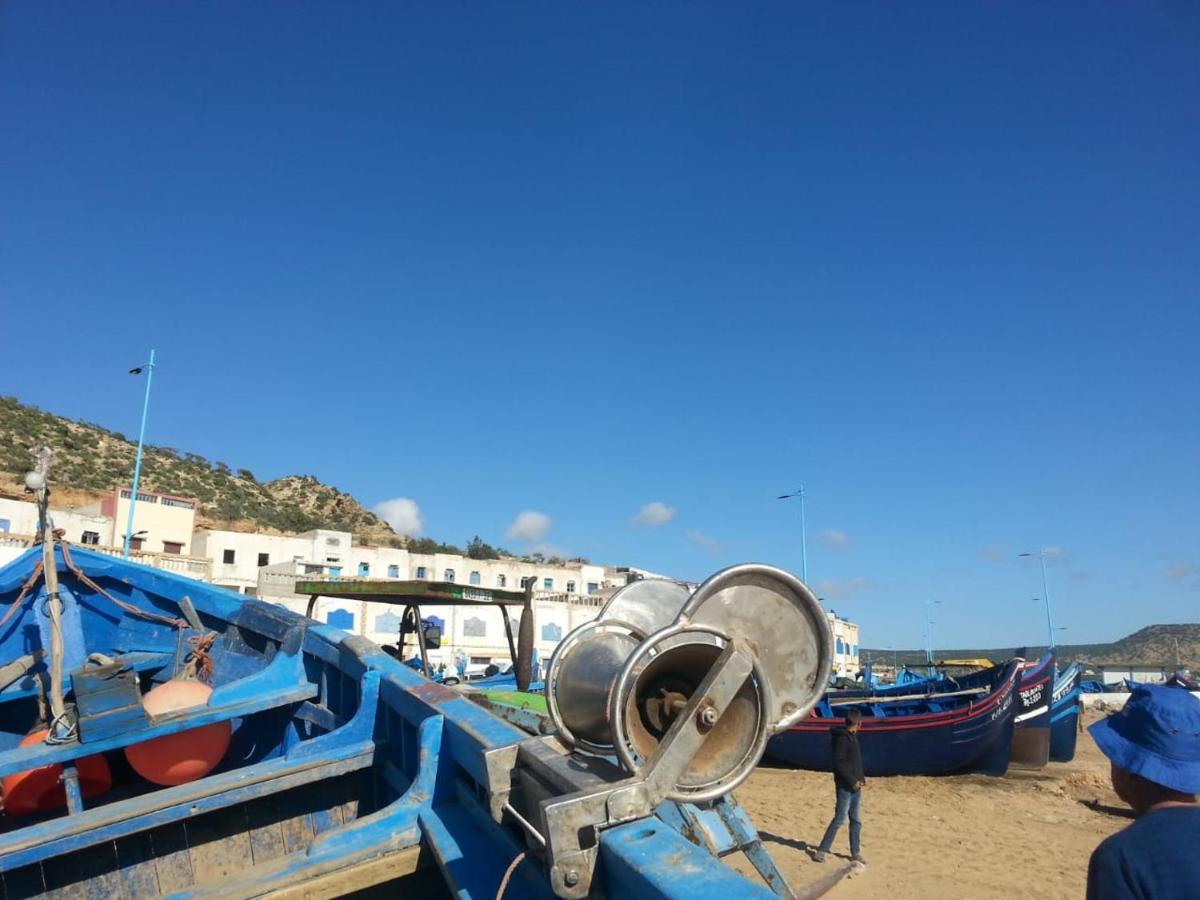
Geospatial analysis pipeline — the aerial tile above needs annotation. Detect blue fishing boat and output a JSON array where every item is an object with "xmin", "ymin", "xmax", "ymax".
[
  {"xmin": 0, "ymin": 468, "xmax": 833, "ymax": 899},
  {"xmin": 1049, "ymin": 662, "xmax": 1083, "ymax": 762},
  {"xmin": 1010, "ymin": 652, "xmax": 1055, "ymax": 768},
  {"xmin": 765, "ymin": 659, "xmax": 1023, "ymax": 777}
]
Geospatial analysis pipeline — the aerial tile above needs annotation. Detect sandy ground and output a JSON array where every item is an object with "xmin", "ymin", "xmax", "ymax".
[{"xmin": 734, "ymin": 711, "xmax": 1128, "ymax": 899}]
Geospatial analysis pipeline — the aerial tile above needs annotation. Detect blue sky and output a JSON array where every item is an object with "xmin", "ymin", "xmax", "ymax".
[{"xmin": 2, "ymin": 3, "xmax": 1197, "ymax": 650}]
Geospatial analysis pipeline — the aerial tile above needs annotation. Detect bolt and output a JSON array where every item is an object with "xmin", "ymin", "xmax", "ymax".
[
  {"xmin": 698, "ymin": 706, "xmax": 718, "ymax": 728},
  {"xmin": 564, "ymin": 869, "xmax": 580, "ymax": 888}
]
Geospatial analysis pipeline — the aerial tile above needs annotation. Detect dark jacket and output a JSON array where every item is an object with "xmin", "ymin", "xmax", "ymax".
[{"xmin": 831, "ymin": 726, "xmax": 864, "ymax": 791}]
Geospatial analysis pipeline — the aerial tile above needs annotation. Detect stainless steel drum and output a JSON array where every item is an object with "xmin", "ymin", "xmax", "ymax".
[{"xmin": 545, "ymin": 563, "xmax": 833, "ymax": 802}]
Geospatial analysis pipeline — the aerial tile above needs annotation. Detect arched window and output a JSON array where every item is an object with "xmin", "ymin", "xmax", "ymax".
[
  {"xmin": 326, "ymin": 609, "xmax": 355, "ymax": 631},
  {"xmin": 469, "ymin": 571, "xmax": 481, "ymax": 585},
  {"xmin": 497, "ymin": 574, "xmax": 507, "ymax": 587},
  {"xmin": 836, "ymin": 637, "xmax": 845, "ymax": 655},
  {"xmin": 443, "ymin": 569, "xmax": 455, "ymax": 583},
  {"xmin": 541, "ymin": 622, "xmax": 563, "ymax": 642}
]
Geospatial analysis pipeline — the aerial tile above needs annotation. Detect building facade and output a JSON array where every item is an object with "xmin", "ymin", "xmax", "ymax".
[{"xmin": 0, "ymin": 491, "xmax": 861, "ymax": 680}]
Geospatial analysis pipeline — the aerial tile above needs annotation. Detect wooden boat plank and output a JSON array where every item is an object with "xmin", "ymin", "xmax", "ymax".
[
  {"xmin": 74, "ymin": 842, "xmax": 124, "ymax": 900},
  {"xmin": 0, "ymin": 742, "xmax": 375, "ymax": 870},
  {"xmin": 114, "ymin": 832, "xmax": 160, "ymax": 899},
  {"xmin": 184, "ymin": 812, "xmax": 254, "ymax": 887},
  {"xmin": 150, "ymin": 823, "xmax": 194, "ymax": 894},
  {"xmin": 244, "ymin": 803, "xmax": 288, "ymax": 868}
]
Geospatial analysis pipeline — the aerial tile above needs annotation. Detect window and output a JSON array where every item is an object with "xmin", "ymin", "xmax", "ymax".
[
  {"xmin": 325, "ymin": 609, "xmax": 355, "ymax": 630},
  {"xmin": 80, "ymin": 531, "xmax": 100, "ymax": 545},
  {"xmin": 130, "ymin": 538, "xmax": 144, "ymax": 551},
  {"xmin": 164, "ymin": 541, "xmax": 183, "ymax": 555},
  {"xmin": 497, "ymin": 574, "xmax": 507, "ymax": 587},
  {"xmin": 0, "ymin": 518, "xmax": 10, "ymax": 533},
  {"xmin": 358, "ymin": 562, "xmax": 370, "ymax": 576},
  {"xmin": 303, "ymin": 564, "xmax": 323, "ymax": 574},
  {"xmin": 463, "ymin": 617, "xmax": 487, "ymax": 637},
  {"xmin": 326, "ymin": 537, "xmax": 341, "ymax": 547},
  {"xmin": 160, "ymin": 497, "xmax": 194, "ymax": 510},
  {"xmin": 257, "ymin": 553, "xmax": 270, "ymax": 567},
  {"xmin": 836, "ymin": 637, "xmax": 844, "ymax": 655},
  {"xmin": 387, "ymin": 564, "xmax": 399, "ymax": 578},
  {"xmin": 521, "ymin": 576, "xmax": 535, "ymax": 589},
  {"xmin": 566, "ymin": 581, "xmax": 576, "ymax": 594},
  {"xmin": 543, "ymin": 578, "xmax": 554, "ymax": 590},
  {"xmin": 326, "ymin": 556, "xmax": 340, "ymax": 564},
  {"xmin": 222, "ymin": 549, "xmax": 236, "ymax": 564},
  {"xmin": 443, "ymin": 569, "xmax": 455, "ymax": 583},
  {"xmin": 541, "ymin": 622, "xmax": 563, "ymax": 642},
  {"xmin": 586, "ymin": 582, "xmax": 598, "ymax": 594},
  {"xmin": 416, "ymin": 566, "xmax": 427, "ymax": 579},
  {"xmin": 469, "ymin": 571, "xmax": 481, "ymax": 585}
]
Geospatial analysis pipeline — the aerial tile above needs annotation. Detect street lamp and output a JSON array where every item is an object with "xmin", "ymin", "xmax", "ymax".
[
  {"xmin": 123, "ymin": 350, "xmax": 156, "ymax": 560},
  {"xmin": 924, "ymin": 600, "xmax": 942, "ymax": 668},
  {"xmin": 1020, "ymin": 550, "xmax": 1058, "ymax": 651},
  {"xmin": 777, "ymin": 486, "xmax": 808, "ymax": 583}
]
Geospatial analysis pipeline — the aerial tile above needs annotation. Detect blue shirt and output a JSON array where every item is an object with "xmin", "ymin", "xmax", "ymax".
[{"xmin": 1086, "ymin": 806, "xmax": 1200, "ymax": 900}]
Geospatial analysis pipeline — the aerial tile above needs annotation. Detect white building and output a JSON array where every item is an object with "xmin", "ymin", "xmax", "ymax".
[
  {"xmin": 827, "ymin": 611, "xmax": 861, "ymax": 677},
  {"xmin": 0, "ymin": 490, "xmax": 862, "ymax": 680}
]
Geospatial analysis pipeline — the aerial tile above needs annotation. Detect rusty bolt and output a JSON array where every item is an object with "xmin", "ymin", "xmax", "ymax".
[
  {"xmin": 564, "ymin": 869, "xmax": 581, "ymax": 888},
  {"xmin": 698, "ymin": 706, "xmax": 718, "ymax": 728}
]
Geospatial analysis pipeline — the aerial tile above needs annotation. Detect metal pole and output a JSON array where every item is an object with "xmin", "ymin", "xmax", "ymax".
[
  {"xmin": 799, "ymin": 485, "xmax": 808, "ymax": 584},
  {"xmin": 1039, "ymin": 551, "xmax": 1056, "ymax": 651},
  {"xmin": 123, "ymin": 349, "xmax": 155, "ymax": 559}
]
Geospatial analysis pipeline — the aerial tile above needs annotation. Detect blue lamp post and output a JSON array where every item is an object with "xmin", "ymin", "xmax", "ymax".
[
  {"xmin": 123, "ymin": 349, "xmax": 156, "ymax": 559},
  {"xmin": 1019, "ymin": 550, "xmax": 1057, "ymax": 651},
  {"xmin": 776, "ymin": 485, "xmax": 808, "ymax": 584}
]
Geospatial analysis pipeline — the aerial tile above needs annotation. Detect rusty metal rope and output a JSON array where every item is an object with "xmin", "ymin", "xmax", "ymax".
[
  {"xmin": 182, "ymin": 631, "xmax": 219, "ymax": 683},
  {"xmin": 0, "ymin": 561, "xmax": 46, "ymax": 633},
  {"xmin": 60, "ymin": 543, "xmax": 187, "ymax": 629}
]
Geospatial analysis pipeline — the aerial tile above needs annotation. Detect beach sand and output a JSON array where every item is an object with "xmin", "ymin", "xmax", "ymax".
[{"xmin": 734, "ymin": 711, "xmax": 1128, "ymax": 899}]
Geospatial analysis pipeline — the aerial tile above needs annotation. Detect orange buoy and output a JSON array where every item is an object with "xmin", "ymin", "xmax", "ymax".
[
  {"xmin": 124, "ymin": 680, "xmax": 231, "ymax": 786},
  {"xmin": 2, "ymin": 729, "xmax": 112, "ymax": 816}
]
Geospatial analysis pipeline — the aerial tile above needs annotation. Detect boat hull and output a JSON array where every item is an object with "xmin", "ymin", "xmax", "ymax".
[
  {"xmin": 1010, "ymin": 653, "xmax": 1054, "ymax": 769},
  {"xmin": 1049, "ymin": 662, "xmax": 1083, "ymax": 763},
  {"xmin": 766, "ymin": 660, "xmax": 1021, "ymax": 777}
]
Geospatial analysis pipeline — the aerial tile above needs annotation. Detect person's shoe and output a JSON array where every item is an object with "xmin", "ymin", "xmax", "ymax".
[
  {"xmin": 851, "ymin": 854, "xmax": 867, "ymax": 866},
  {"xmin": 810, "ymin": 850, "xmax": 826, "ymax": 863}
]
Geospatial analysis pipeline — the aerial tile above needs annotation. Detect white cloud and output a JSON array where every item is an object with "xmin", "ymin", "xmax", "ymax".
[
  {"xmin": 1166, "ymin": 562, "xmax": 1198, "ymax": 584},
  {"xmin": 632, "ymin": 501, "xmax": 676, "ymax": 527},
  {"xmin": 815, "ymin": 528, "xmax": 850, "ymax": 550},
  {"xmin": 372, "ymin": 497, "xmax": 423, "ymax": 537},
  {"xmin": 812, "ymin": 577, "xmax": 876, "ymax": 600},
  {"xmin": 507, "ymin": 511, "xmax": 552, "ymax": 543},
  {"xmin": 686, "ymin": 530, "xmax": 722, "ymax": 556},
  {"xmin": 978, "ymin": 545, "xmax": 1007, "ymax": 563}
]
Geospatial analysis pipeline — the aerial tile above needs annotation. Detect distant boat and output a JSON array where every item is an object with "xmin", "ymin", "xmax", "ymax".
[
  {"xmin": 1049, "ymin": 662, "xmax": 1083, "ymax": 762},
  {"xmin": 1010, "ymin": 652, "xmax": 1055, "ymax": 768},
  {"xmin": 765, "ymin": 659, "xmax": 1023, "ymax": 777}
]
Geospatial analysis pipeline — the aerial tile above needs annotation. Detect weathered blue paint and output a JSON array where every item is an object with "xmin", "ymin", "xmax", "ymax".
[
  {"xmin": 600, "ymin": 819, "xmax": 778, "ymax": 899},
  {"xmin": 0, "ymin": 546, "xmax": 794, "ymax": 898}
]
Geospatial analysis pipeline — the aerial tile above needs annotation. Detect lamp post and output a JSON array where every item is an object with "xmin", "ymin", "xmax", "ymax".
[
  {"xmin": 924, "ymin": 599, "xmax": 942, "ymax": 669},
  {"xmin": 776, "ymin": 486, "xmax": 808, "ymax": 584},
  {"xmin": 1019, "ymin": 550, "xmax": 1057, "ymax": 651},
  {"xmin": 123, "ymin": 350, "xmax": 156, "ymax": 559}
]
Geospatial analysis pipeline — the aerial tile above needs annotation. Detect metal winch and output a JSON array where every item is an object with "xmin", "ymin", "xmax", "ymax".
[{"xmin": 515, "ymin": 563, "xmax": 833, "ymax": 896}]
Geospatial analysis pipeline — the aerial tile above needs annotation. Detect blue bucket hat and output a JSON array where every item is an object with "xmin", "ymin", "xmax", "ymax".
[{"xmin": 1089, "ymin": 684, "xmax": 1200, "ymax": 794}]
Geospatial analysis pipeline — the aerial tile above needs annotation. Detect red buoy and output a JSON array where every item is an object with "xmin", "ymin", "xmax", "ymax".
[
  {"xmin": 125, "ymin": 680, "xmax": 231, "ymax": 786},
  {"xmin": 2, "ymin": 729, "xmax": 112, "ymax": 817}
]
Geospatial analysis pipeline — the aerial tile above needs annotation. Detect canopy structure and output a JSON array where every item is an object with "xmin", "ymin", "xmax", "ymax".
[{"xmin": 294, "ymin": 578, "xmax": 536, "ymax": 688}]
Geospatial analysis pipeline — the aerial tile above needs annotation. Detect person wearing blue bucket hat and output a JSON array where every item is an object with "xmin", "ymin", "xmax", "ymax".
[{"xmin": 1085, "ymin": 684, "xmax": 1200, "ymax": 899}]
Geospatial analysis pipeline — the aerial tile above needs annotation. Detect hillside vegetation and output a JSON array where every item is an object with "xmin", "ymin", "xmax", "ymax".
[
  {"xmin": 867, "ymin": 623, "xmax": 1200, "ymax": 670},
  {"xmin": 0, "ymin": 395, "xmax": 398, "ymax": 543}
]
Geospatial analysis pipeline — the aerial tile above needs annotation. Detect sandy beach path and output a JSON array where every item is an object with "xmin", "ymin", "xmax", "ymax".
[{"xmin": 733, "ymin": 711, "xmax": 1128, "ymax": 899}]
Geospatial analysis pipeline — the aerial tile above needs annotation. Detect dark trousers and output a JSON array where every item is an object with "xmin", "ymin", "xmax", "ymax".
[{"xmin": 818, "ymin": 786, "xmax": 862, "ymax": 856}]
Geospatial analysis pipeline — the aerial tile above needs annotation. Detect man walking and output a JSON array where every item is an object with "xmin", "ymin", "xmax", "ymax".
[
  {"xmin": 812, "ymin": 707, "xmax": 866, "ymax": 865},
  {"xmin": 1086, "ymin": 685, "xmax": 1200, "ymax": 899}
]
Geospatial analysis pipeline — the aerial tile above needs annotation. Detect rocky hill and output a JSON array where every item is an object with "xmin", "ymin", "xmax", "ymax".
[
  {"xmin": 867, "ymin": 623, "xmax": 1200, "ymax": 670},
  {"xmin": 0, "ymin": 396, "xmax": 399, "ymax": 544}
]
